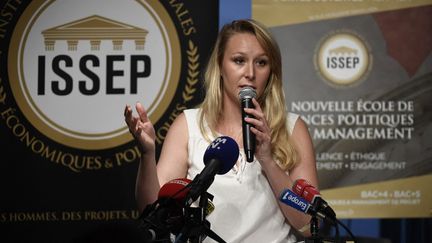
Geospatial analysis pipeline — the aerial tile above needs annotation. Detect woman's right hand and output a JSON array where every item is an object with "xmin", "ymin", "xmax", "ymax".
[{"xmin": 124, "ymin": 102, "xmax": 156, "ymax": 154}]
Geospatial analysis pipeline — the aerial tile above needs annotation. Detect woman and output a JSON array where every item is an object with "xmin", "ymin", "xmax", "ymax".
[{"xmin": 125, "ymin": 19, "xmax": 318, "ymax": 242}]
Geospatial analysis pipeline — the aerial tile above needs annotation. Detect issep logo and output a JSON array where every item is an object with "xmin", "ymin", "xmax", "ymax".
[
  {"xmin": 1, "ymin": 0, "xmax": 203, "ymax": 171},
  {"xmin": 314, "ymin": 30, "xmax": 372, "ymax": 87},
  {"xmin": 8, "ymin": 0, "xmax": 183, "ymax": 150}
]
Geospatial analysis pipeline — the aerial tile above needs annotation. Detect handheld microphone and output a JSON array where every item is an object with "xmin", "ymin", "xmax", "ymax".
[
  {"xmin": 239, "ymin": 86, "xmax": 257, "ymax": 162},
  {"xmin": 186, "ymin": 136, "xmax": 239, "ymax": 205},
  {"xmin": 293, "ymin": 179, "xmax": 336, "ymax": 219}
]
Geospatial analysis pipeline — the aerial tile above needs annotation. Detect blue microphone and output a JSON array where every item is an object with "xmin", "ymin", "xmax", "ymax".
[
  {"xmin": 280, "ymin": 188, "xmax": 313, "ymax": 214},
  {"xmin": 280, "ymin": 188, "xmax": 331, "ymax": 220},
  {"xmin": 186, "ymin": 136, "xmax": 239, "ymax": 205},
  {"xmin": 203, "ymin": 136, "xmax": 239, "ymax": 174}
]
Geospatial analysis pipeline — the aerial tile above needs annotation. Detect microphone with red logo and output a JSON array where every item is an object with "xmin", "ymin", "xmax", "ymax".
[
  {"xmin": 292, "ymin": 179, "xmax": 336, "ymax": 220},
  {"xmin": 158, "ymin": 178, "xmax": 191, "ymax": 201},
  {"xmin": 279, "ymin": 188, "xmax": 319, "ymax": 216},
  {"xmin": 139, "ymin": 178, "xmax": 215, "ymax": 242},
  {"xmin": 289, "ymin": 180, "xmax": 356, "ymax": 241},
  {"xmin": 158, "ymin": 178, "xmax": 215, "ymax": 216}
]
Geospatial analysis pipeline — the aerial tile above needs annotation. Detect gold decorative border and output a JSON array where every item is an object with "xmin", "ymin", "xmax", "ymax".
[{"xmin": 183, "ymin": 40, "xmax": 199, "ymax": 102}]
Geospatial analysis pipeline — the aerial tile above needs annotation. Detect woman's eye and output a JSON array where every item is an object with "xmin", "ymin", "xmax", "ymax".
[
  {"xmin": 233, "ymin": 57, "xmax": 245, "ymax": 64},
  {"xmin": 256, "ymin": 59, "xmax": 268, "ymax": 66}
]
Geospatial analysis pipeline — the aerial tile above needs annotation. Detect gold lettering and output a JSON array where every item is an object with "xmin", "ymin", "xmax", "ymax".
[
  {"xmin": 19, "ymin": 131, "xmax": 36, "ymax": 146},
  {"xmin": 0, "ymin": 0, "xmax": 24, "ymax": 38},
  {"xmin": 1, "ymin": 107, "xmax": 15, "ymax": 119},
  {"xmin": 181, "ymin": 18, "xmax": 196, "ymax": 36},
  {"xmin": 30, "ymin": 139, "xmax": 44, "ymax": 154},
  {"xmin": 60, "ymin": 153, "xmax": 80, "ymax": 172},
  {"xmin": 155, "ymin": 103, "xmax": 187, "ymax": 144},
  {"xmin": 0, "ymin": 107, "xmax": 115, "ymax": 171},
  {"xmin": 83, "ymin": 210, "xmax": 129, "ymax": 221},
  {"xmin": 61, "ymin": 211, "xmax": 81, "ymax": 221},
  {"xmin": 183, "ymin": 25, "xmax": 196, "ymax": 36},
  {"xmin": 156, "ymin": 122, "xmax": 170, "ymax": 145},
  {"xmin": 0, "ymin": 213, "xmax": 7, "ymax": 222},
  {"xmin": 7, "ymin": 212, "xmax": 58, "ymax": 222},
  {"xmin": 115, "ymin": 147, "xmax": 141, "ymax": 166},
  {"xmin": 0, "ymin": 78, "xmax": 6, "ymax": 104},
  {"xmin": 130, "ymin": 210, "xmax": 140, "ymax": 219},
  {"xmin": 41, "ymin": 146, "xmax": 57, "ymax": 161},
  {"xmin": 5, "ymin": 113, "xmax": 18, "ymax": 129},
  {"xmin": 168, "ymin": 0, "xmax": 196, "ymax": 36},
  {"xmin": 0, "ymin": 18, "xmax": 9, "ymax": 38}
]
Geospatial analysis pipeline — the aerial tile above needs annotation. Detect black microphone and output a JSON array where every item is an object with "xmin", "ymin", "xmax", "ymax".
[
  {"xmin": 239, "ymin": 86, "xmax": 257, "ymax": 162},
  {"xmin": 186, "ymin": 136, "xmax": 239, "ymax": 205},
  {"xmin": 138, "ymin": 197, "xmax": 176, "ymax": 242},
  {"xmin": 139, "ymin": 178, "xmax": 209, "ymax": 242}
]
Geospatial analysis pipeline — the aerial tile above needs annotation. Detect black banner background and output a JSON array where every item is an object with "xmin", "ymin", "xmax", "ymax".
[{"xmin": 0, "ymin": 1, "xmax": 219, "ymax": 242}]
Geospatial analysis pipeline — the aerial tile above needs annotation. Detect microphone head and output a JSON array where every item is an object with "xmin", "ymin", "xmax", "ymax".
[
  {"xmin": 157, "ymin": 178, "xmax": 217, "ymax": 234},
  {"xmin": 149, "ymin": 178, "xmax": 192, "ymax": 235},
  {"xmin": 293, "ymin": 179, "xmax": 321, "ymax": 204},
  {"xmin": 293, "ymin": 178, "xmax": 310, "ymax": 195},
  {"xmin": 158, "ymin": 178, "xmax": 215, "ymax": 215},
  {"xmin": 158, "ymin": 178, "xmax": 192, "ymax": 201},
  {"xmin": 238, "ymin": 86, "xmax": 257, "ymax": 101},
  {"xmin": 203, "ymin": 136, "xmax": 239, "ymax": 175}
]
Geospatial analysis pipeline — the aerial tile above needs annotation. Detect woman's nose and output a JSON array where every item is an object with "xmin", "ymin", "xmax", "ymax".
[{"xmin": 244, "ymin": 63, "xmax": 255, "ymax": 80}]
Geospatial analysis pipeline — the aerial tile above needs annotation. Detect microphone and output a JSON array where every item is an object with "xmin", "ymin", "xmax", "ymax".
[
  {"xmin": 293, "ymin": 179, "xmax": 336, "ymax": 219},
  {"xmin": 158, "ymin": 178, "xmax": 215, "ymax": 216},
  {"xmin": 139, "ymin": 178, "xmax": 190, "ymax": 241},
  {"xmin": 158, "ymin": 178, "xmax": 191, "ymax": 201},
  {"xmin": 279, "ymin": 188, "xmax": 328, "ymax": 220},
  {"xmin": 281, "ymin": 189, "xmax": 356, "ymax": 241},
  {"xmin": 186, "ymin": 136, "xmax": 239, "ymax": 205},
  {"xmin": 239, "ymin": 86, "xmax": 257, "ymax": 162},
  {"xmin": 140, "ymin": 178, "xmax": 216, "ymax": 241}
]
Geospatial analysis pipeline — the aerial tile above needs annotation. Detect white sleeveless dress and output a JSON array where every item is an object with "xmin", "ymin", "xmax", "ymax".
[{"xmin": 184, "ymin": 108, "xmax": 299, "ymax": 243}]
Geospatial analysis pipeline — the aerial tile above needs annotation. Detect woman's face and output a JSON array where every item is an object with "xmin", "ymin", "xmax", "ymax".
[{"xmin": 220, "ymin": 33, "xmax": 271, "ymax": 105}]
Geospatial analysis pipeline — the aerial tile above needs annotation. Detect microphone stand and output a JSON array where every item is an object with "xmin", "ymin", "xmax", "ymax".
[
  {"xmin": 137, "ymin": 199, "xmax": 171, "ymax": 242},
  {"xmin": 304, "ymin": 205, "xmax": 357, "ymax": 243},
  {"xmin": 305, "ymin": 215, "xmax": 323, "ymax": 243},
  {"xmin": 304, "ymin": 201, "xmax": 334, "ymax": 243},
  {"xmin": 175, "ymin": 192, "xmax": 225, "ymax": 243}
]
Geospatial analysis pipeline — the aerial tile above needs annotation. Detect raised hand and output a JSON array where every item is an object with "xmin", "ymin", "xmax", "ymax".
[{"xmin": 124, "ymin": 102, "xmax": 156, "ymax": 154}]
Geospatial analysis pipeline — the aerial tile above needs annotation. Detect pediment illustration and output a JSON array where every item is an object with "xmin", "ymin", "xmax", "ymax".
[
  {"xmin": 329, "ymin": 46, "xmax": 358, "ymax": 56},
  {"xmin": 42, "ymin": 15, "xmax": 148, "ymax": 51}
]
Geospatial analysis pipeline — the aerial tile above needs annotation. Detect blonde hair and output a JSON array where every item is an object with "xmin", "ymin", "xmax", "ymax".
[{"xmin": 199, "ymin": 19, "xmax": 298, "ymax": 171}]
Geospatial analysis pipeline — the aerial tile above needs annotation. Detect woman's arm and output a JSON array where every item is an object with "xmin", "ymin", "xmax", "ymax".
[
  {"xmin": 246, "ymin": 99, "xmax": 318, "ymax": 236},
  {"xmin": 125, "ymin": 103, "xmax": 189, "ymax": 212},
  {"xmin": 259, "ymin": 117, "xmax": 318, "ymax": 236}
]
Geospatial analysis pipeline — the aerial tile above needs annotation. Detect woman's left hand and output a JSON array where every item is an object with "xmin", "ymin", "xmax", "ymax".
[{"xmin": 243, "ymin": 98, "xmax": 273, "ymax": 162}]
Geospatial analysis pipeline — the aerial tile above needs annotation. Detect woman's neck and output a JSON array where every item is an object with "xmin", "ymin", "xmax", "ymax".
[{"xmin": 215, "ymin": 95, "xmax": 243, "ymax": 141}]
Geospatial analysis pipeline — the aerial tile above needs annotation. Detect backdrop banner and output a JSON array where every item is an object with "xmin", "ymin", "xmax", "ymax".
[
  {"xmin": 255, "ymin": 2, "xmax": 432, "ymax": 218},
  {"xmin": 0, "ymin": 0, "xmax": 218, "ymax": 241}
]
